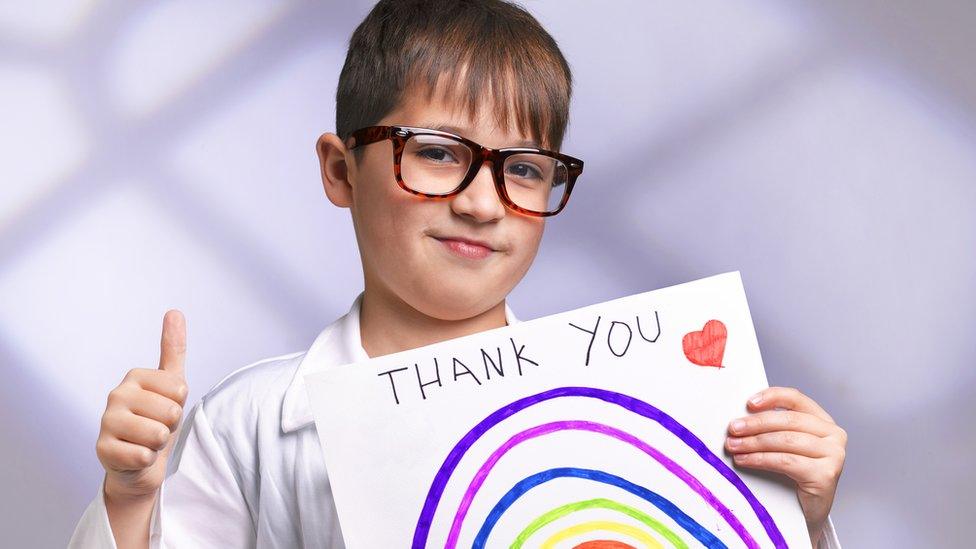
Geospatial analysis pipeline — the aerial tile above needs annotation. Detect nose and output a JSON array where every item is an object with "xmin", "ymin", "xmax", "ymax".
[{"xmin": 449, "ymin": 160, "xmax": 507, "ymax": 223}]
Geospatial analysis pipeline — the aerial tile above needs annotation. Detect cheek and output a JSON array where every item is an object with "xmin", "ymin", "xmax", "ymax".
[
  {"xmin": 354, "ymin": 159, "xmax": 409, "ymax": 230},
  {"xmin": 513, "ymin": 216, "xmax": 545, "ymax": 253},
  {"xmin": 505, "ymin": 216, "xmax": 545, "ymax": 272},
  {"xmin": 356, "ymin": 182, "xmax": 434, "ymax": 272}
]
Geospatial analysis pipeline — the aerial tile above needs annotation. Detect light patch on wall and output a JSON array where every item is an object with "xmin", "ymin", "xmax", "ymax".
[
  {"xmin": 0, "ymin": 66, "xmax": 90, "ymax": 228},
  {"xmin": 107, "ymin": 0, "xmax": 296, "ymax": 120},
  {"xmin": 0, "ymin": 0, "xmax": 99, "ymax": 45}
]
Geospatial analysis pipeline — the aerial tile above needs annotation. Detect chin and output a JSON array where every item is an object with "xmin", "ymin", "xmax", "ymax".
[{"xmin": 411, "ymin": 283, "xmax": 499, "ymax": 321}]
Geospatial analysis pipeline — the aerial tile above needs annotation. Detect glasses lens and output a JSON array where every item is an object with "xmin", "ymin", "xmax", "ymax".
[
  {"xmin": 503, "ymin": 153, "xmax": 570, "ymax": 214},
  {"xmin": 401, "ymin": 134, "xmax": 473, "ymax": 194}
]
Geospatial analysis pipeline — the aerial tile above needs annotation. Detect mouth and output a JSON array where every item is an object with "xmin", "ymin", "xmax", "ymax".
[{"xmin": 430, "ymin": 234, "xmax": 498, "ymax": 260}]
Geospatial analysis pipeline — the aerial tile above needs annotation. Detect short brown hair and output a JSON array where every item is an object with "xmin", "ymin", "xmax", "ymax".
[{"xmin": 335, "ymin": 0, "xmax": 573, "ymax": 154}]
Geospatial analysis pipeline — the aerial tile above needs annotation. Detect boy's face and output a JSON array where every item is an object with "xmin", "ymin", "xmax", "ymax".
[{"xmin": 322, "ymin": 87, "xmax": 546, "ymax": 321}]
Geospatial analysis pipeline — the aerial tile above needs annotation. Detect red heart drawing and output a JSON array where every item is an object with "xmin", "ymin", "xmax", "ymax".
[{"xmin": 682, "ymin": 320, "xmax": 727, "ymax": 368}]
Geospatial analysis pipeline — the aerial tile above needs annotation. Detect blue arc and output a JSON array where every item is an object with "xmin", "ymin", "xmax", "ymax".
[{"xmin": 472, "ymin": 467, "xmax": 727, "ymax": 549}]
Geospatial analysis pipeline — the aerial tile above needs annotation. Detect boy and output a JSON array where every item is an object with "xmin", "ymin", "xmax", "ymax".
[{"xmin": 70, "ymin": 1, "xmax": 846, "ymax": 547}]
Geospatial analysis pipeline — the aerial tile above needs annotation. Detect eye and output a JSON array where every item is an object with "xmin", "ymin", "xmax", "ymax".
[
  {"xmin": 416, "ymin": 146, "xmax": 458, "ymax": 164},
  {"xmin": 506, "ymin": 162, "xmax": 543, "ymax": 180}
]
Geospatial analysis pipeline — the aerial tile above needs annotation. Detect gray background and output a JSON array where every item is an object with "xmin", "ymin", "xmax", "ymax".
[{"xmin": 1, "ymin": 0, "xmax": 973, "ymax": 546}]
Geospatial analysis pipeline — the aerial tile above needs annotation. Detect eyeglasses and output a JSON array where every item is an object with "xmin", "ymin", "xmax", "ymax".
[{"xmin": 344, "ymin": 125, "xmax": 584, "ymax": 217}]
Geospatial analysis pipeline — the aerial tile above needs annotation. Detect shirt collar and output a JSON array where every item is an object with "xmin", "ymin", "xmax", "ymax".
[{"xmin": 280, "ymin": 291, "xmax": 521, "ymax": 433}]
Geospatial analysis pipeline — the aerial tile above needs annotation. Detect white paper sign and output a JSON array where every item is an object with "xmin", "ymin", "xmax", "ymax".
[{"xmin": 305, "ymin": 272, "xmax": 811, "ymax": 548}]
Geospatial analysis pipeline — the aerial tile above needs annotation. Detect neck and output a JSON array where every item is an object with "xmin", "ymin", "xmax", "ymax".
[{"xmin": 358, "ymin": 281, "xmax": 508, "ymax": 359}]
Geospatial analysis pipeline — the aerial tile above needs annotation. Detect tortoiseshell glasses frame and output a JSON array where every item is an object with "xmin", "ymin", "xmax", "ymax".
[{"xmin": 343, "ymin": 125, "xmax": 584, "ymax": 217}]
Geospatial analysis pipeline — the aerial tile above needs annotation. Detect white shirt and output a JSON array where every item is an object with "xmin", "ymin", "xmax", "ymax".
[{"xmin": 70, "ymin": 291, "xmax": 842, "ymax": 548}]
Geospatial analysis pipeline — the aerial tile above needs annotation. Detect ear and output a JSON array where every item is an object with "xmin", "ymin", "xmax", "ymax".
[{"xmin": 316, "ymin": 132, "xmax": 354, "ymax": 208}]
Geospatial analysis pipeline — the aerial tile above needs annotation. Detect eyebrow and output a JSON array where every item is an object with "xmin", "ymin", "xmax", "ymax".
[{"xmin": 419, "ymin": 122, "xmax": 540, "ymax": 148}]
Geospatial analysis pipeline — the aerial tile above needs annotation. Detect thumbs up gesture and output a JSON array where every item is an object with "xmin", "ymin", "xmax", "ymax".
[{"xmin": 97, "ymin": 310, "xmax": 189, "ymax": 502}]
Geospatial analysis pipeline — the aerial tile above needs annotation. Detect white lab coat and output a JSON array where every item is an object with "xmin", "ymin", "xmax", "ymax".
[{"xmin": 69, "ymin": 291, "xmax": 842, "ymax": 548}]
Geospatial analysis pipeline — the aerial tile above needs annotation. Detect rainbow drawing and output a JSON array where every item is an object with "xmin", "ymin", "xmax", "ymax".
[{"xmin": 412, "ymin": 386, "xmax": 787, "ymax": 548}]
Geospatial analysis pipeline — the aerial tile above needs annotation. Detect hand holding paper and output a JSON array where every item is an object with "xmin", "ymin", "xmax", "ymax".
[{"xmin": 726, "ymin": 386, "xmax": 847, "ymax": 545}]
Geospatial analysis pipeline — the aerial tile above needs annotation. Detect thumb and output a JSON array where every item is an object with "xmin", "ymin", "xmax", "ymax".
[{"xmin": 159, "ymin": 309, "xmax": 187, "ymax": 378}]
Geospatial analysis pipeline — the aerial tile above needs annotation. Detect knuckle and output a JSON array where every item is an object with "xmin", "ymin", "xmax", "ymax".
[
  {"xmin": 175, "ymin": 381, "xmax": 189, "ymax": 402},
  {"xmin": 778, "ymin": 453, "xmax": 797, "ymax": 468},
  {"xmin": 784, "ymin": 411, "xmax": 800, "ymax": 429},
  {"xmin": 781, "ymin": 431, "xmax": 799, "ymax": 447},
  {"xmin": 122, "ymin": 370, "xmax": 146, "ymax": 390},
  {"xmin": 154, "ymin": 426, "xmax": 170, "ymax": 449},
  {"xmin": 106, "ymin": 387, "xmax": 126, "ymax": 408},
  {"xmin": 100, "ymin": 409, "xmax": 120, "ymax": 432},
  {"xmin": 837, "ymin": 427, "xmax": 848, "ymax": 445},
  {"xmin": 158, "ymin": 371, "xmax": 185, "ymax": 395},
  {"xmin": 99, "ymin": 416, "xmax": 112, "ymax": 436},
  {"xmin": 95, "ymin": 437, "xmax": 109, "ymax": 458},
  {"xmin": 816, "ymin": 466, "xmax": 839, "ymax": 488},
  {"xmin": 134, "ymin": 448, "xmax": 156, "ymax": 469},
  {"xmin": 123, "ymin": 368, "xmax": 145, "ymax": 383},
  {"xmin": 831, "ymin": 460, "xmax": 845, "ymax": 480},
  {"xmin": 106, "ymin": 383, "xmax": 139, "ymax": 410},
  {"xmin": 167, "ymin": 404, "xmax": 183, "ymax": 426}
]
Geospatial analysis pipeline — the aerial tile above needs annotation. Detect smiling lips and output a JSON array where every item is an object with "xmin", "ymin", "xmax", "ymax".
[{"xmin": 433, "ymin": 235, "xmax": 496, "ymax": 260}]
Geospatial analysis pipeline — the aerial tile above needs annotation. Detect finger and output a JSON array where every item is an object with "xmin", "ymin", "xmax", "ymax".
[
  {"xmin": 747, "ymin": 386, "xmax": 833, "ymax": 422},
  {"xmin": 129, "ymin": 388, "xmax": 184, "ymax": 432},
  {"xmin": 731, "ymin": 451, "xmax": 820, "ymax": 484},
  {"xmin": 159, "ymin": 309, "xmax": 186, "ymax": 378},
  {"xmin": 111, "ymin": 410, "xmax": 172, "ymax": 452},
  {"xmin": 726, "ymin": 431, "xmax": 827, "ymax": 458},
  {"xmin": 98, "ymin": 437, "xmax": 159, "ymax": 472},
  {"xmin": 124, "ymin": 368, "xmax": 188, "ymax": 405},
  {"xmin": 728, "ymin": 410, "xmax": 835, "ymax": 438}
]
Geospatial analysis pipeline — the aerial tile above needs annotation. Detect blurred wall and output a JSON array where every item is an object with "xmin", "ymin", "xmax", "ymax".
[{"xmin": 1, "ymin": 0, "xmax": 973, "ymax": 546}]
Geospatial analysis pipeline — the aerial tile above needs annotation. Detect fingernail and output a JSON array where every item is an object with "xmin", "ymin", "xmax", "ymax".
[
  {"xmin": 727, "ymin": 437, "xmax": 741, "ymax": 448},
  {"xmin": 731, "ymin": 419, "xmax": 746, "ymax": 433},
  {"xmin": 749, "ymin": 392, "xmax": 763, "ymax": 405}
]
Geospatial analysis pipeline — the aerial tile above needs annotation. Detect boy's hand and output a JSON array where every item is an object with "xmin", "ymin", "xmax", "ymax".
[
  {"xmin": 724, "ymin": 386, "xmax": 846, "ymax": 545},
  {"xmin": 96, "ymin": 310, "xmax": 189, "ymax": 503}
]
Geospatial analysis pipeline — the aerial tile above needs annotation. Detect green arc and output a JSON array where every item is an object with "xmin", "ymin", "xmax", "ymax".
[{"xmin": 510, "ymin": 497, "xmax": 689, "ymax": 549}]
